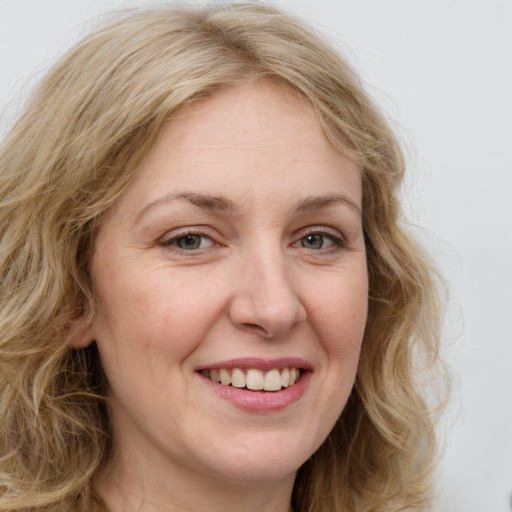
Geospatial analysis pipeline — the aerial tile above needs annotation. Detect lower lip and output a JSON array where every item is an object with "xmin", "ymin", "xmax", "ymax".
[{"xmin": 200, "ymin": 371, "xmax": 311, "ymax": 412}]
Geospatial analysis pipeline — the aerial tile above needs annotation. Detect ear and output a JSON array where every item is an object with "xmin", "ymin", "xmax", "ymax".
[{"xmin": 67, "ymin": 317, "xmax": 95, "ymax": 349}]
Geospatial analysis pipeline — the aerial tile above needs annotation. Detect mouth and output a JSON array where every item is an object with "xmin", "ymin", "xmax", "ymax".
[{"xmin": 200, "ymin": 367, "xmax": 303, "ymax": 392}]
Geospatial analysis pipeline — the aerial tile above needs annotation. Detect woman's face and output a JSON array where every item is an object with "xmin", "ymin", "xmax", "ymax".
[{"xmin": 85, "ymin": 82, "xmax": 368, "ymax": 488}]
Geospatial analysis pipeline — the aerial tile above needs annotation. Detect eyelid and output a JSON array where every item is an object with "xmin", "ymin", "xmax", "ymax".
[
  {"xmin": 158, "ymin": 227, "xmax": 215, "ymax": 248},
  {"xmin": 289, "ymin": 227, "xmax": 347, "ymax": 256},
  {"xmin": 295, "ymin": 225, "xmax": 346, "ymax": 243},
  {"xmin": 157, "ymin": 225, "xmax": 347, "ymax": 253}
]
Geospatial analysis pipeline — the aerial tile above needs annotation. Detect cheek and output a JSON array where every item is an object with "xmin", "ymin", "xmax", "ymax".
[
  {"xmin": 92, "ymin": 268, "xmax": 228, "ymax": 361},
  {"xmin": 309, "ymin": 275, "xmax": 368, "ymax": 355},
  {"xmin": 304, "ymin": 279, "xmax": 367, "ymax": 448}
]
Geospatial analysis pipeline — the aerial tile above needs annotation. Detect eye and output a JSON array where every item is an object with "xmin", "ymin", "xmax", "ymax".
[
  {"xmin": 299, "ymin": 234, "xmax": 335, "ymax": 250},
  {"xmin": 292, "ymin": 228, "xmax": 345, "ymax": 252},
  {"xmin": 161, "ymin": 233, "xmax": 213, "ymax": 251}
]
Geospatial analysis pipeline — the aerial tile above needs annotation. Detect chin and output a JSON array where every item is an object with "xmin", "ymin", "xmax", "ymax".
[
  {"xmin": 198, "ymin": 432, "xmax": 317, "ymax": 485},
  {"xmin": 212, "ymin": 458, "xmax": 300, "ymax": 486}
]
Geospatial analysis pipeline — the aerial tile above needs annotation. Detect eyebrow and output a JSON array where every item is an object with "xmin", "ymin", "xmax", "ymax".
[
  {"xmin": 134, "ymin": 190, "xmax": 361, "ymax": 224},
  {"xmin": 134, "ymin": 192, "xmax": 236, "ymax": 223},
  {"xmin": 294, "ymin": 194, "xmax": 361, "ymax": 215}
]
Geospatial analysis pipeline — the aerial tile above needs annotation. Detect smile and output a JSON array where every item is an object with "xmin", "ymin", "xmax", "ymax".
[{"xmin": 201, "ymin": 367, "xmax": 301, "ymax": 391}]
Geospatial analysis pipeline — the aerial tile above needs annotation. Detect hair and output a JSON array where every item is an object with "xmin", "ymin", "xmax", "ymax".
[{"xmin": 0, "ymin": 2, "xmax": 446, "ymax": 511}]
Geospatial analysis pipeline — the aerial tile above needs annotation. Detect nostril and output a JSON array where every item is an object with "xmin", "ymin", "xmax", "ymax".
[{"xmin": 239, "ymin": 322, "xmax": 272, "ymax": 337}]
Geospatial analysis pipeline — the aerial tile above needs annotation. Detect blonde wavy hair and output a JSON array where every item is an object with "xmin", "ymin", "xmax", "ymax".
[{"xmin": 0, "ymin": 3, "xmax": 446, "ymax": 511}]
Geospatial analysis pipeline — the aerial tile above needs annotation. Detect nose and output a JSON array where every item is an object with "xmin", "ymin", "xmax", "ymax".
[{"xmin": 228, "ymin": 249, "xmax": 307, "ymax": 338}]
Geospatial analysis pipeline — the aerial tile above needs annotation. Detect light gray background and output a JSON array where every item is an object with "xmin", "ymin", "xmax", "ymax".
[{"xmin": 1, "ymin": 1, "xmax": 511, "ymax": 510}]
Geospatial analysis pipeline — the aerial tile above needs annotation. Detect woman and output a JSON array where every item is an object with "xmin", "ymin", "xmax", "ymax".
[{"xmin": 0, "ymin": 3, "xmax": 445, "ymax": 511}]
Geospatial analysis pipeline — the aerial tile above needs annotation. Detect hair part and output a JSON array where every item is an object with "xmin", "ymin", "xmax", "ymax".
[{"xmin": 0, "ymin": 3, "xmax": 447, "ymax": 511}]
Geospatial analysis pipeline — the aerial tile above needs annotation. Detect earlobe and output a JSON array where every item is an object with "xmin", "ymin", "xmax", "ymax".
[{"xmin": 67, "ymin": 318, "xmax": 95, "ymax": 348}]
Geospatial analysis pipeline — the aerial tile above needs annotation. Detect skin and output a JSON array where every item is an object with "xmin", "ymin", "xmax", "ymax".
[{"xmin": 76, "ymin": 81, "xmax": 368, "ymax": 512}]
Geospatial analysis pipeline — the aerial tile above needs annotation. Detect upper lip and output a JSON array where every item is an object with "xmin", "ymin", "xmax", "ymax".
[{"xmin": 195, "ymin": 357, "xmax": 313, "ymax": 372}]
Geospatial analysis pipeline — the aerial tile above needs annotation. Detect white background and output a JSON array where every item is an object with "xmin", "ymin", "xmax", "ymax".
[{"xmin": 1, "ymin": 1, "xmax": 511, "ymax": 510}]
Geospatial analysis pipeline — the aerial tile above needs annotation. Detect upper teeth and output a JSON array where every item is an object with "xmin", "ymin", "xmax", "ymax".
[{"xmin": 202, "ymin": 367, "xmax": 301, "ymax": 391}]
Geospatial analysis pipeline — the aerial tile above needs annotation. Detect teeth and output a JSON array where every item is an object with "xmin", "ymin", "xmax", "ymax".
[
  {"xmin": 203, "ymin": 367, "xmax": 302, "ymax": 391},
  {"xmin": 246, "ymin": 369, "xmax": 264, "ymax": 390},
  {"xmin": 264, "ymin": 369, "xmax": 282, "ymax": 391},
  {"xmin": 281, "ymin": 368, "xmax": 290, "ymax": 387},
  {"xmin": 219, "ymin": 368, "xmax": 231, "ymax": 386},
  {"xmin": 231, "ymin": 368, "xmax": 245, "ymax": 388}
]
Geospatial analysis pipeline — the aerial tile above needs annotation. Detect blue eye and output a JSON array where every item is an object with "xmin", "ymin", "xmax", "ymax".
[
  {"xmin": 176, "ymin": 234, "xmax": 203, "ymax": 250},
  {"xmin": 162, "ymin": 233, "xmax": 213, "ymax": 251},
  {"xmin": 300, "ymin": 234, "xmax": 332, "ymax": 250},
  {"xmin": 297, "ymin": 233, "xmax": 338, "ymax": 250}
]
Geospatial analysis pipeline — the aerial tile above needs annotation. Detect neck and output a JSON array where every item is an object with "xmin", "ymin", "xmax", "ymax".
[{"xmin": 95, "ymin": 451, "xmax": 296, "ymax": 512}]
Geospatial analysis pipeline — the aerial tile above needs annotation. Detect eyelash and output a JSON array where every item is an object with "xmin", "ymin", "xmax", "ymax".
[
  {"xmin": 159, "ymin": 229, "xmax": 214, "ymax": 251},
  {"xmin": 158, "ymin": 227, "xmax": 346, "ymax": 254},
  {"xmin": 293, "ymin": 228, "xmax": 346, "ymax": 252}
]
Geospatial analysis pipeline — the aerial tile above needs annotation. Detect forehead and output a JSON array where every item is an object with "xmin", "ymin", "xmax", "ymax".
[
  {"xmin": 164, "ymin": 81, "xmax": 320, "ymax": 150},
  {"xmin": 105, "ymin": 80, "xmax": 361, "ymax": 222}
]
